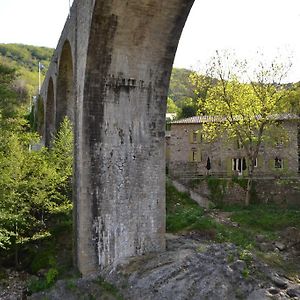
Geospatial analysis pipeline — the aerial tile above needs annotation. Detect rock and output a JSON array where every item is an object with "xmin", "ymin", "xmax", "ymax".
[
  {"xmin": 259, "ymin": 242, "xmax": 274, "ymax": 252},
  {"xmin": 281, "ymin": 227, "xmax": 300, "ymax": 248},
  {"xmin": 246, "ymin": 289, "xmax": 269, "ymax": 300},
  {"xmin": 268, "ymin": 287, "xmax": 280, "ymax": 294},
  {"xmin": 256, "ymin": 235, "xmax": 266, "ymax": 243},
  {"xmin": 274, "ymin": 241, "xmax": 286, "ymax": 251},
  {"xmin": 271, "ymin": 276, "xmax": 288, "ymax": 289},
  {"xmin": 25, "ymin": 235, "xmax": 298, "ymax": 300},
  {"xmin": 287, "ymin": 287, "xmax": 300, "ymax": 298},
  {"xmin": 229, "ymin": 260, "xmax": 247, "ymax": 273}
]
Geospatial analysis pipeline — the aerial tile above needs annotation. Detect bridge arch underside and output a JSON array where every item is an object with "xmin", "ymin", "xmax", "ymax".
[
  {"xmin": 76, "ymin": 0, "xmax": 195, "ymax": 274},
  {"xmin": 45, "ymin": 78, "xmax": 55, "ymax": 147},
  {"xmin": 56, "ymin": 40, "xmax": 74, "ymax": 130}
]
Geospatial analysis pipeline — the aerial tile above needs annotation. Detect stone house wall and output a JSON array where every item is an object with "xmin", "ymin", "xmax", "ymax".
[{"xmin": 168, "ymin": 119, "xmax": 300, "ymax": 179}]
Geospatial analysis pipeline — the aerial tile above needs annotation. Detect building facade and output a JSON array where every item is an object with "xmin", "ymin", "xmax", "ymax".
[{"xmin": 167, "ymin": 115, "xmax": 300, "ymax": 180}]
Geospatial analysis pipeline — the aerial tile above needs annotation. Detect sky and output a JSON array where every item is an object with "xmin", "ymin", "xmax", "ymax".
[{"xmin": 1, "ymin": 0, "xmax": 300, "ymax": 82}]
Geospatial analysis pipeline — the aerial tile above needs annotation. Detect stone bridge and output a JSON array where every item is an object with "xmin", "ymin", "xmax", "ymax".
[{"xmin": 37, "ymin": 0, "xmax": 195, "ymax": 275}]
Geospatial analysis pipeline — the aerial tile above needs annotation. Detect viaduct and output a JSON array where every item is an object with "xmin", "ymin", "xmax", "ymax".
[{"xmin": 37, "ymin": 0, "xmax": 195, "ymax": 275}]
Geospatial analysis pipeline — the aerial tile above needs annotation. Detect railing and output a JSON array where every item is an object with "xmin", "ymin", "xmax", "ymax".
[{"xmin": 169, "ymin": 169, "xmax": 300, "ymax": 181}]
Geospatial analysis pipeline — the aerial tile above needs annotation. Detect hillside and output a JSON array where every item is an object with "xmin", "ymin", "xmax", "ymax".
[
  {"xmin": 169, "ymin": 68, "xmax": 196, "ymax": 103},
  {"xmin": 0, "ymin": 43, "xmax": 53, "ymax": 101},
  {"xmin": 0, "ymin": 44, "xmax": 194, "ymax": 107}
]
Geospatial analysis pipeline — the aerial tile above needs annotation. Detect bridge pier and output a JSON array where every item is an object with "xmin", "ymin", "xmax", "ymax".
[{"xmin": 39, "ymin": 0, "xmax": 194, "ymax": 275}]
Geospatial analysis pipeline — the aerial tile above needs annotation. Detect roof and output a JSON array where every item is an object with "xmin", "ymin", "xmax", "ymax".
[
  {"xmin": 171, "ymin": 115, "xmax": 223, "ymax": 124},
  {"xmin": 171, "ymin": 113, "xmax": 300, "ymax": 125}
]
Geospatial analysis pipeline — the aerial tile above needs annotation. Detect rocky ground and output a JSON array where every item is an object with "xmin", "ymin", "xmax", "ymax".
[
  {"xmin": 0, "ymin": 270, "xmax": 30, "ymax": 300},
  {"xmin": 0, "ymin": 233, "xmax": 296, "ymax": 300},
  {"xmin": 1, "ymin": 209, "xmax": 300, "ymax": 300}
]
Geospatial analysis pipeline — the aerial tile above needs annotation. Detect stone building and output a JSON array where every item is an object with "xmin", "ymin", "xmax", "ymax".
[{"xmin": 167, "ymin": 115, "xmax": 300, "ymax": 180}]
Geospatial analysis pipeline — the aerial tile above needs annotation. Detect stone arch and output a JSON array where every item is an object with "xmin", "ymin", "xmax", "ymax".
[
  {"xmin": 76, "ymin": 0, "xmax": 194, "ymax": 274},
  {"xmin": 56, "ymin": 40, "xmax": 74, "ymax": 130},
  {"xmin": 45, "ymin": 77, "xmax": 55, "ymax": 147}
]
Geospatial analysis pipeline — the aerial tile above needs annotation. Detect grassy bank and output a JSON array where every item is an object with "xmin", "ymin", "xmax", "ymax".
[{"xmin": 166, "ymin": 181, "xmax": 300, "ymax": 249}]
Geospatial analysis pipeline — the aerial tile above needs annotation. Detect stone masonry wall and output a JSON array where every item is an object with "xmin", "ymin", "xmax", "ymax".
[
  {"xmin": 40, "ymin": 0, "xmax": 196, "ymax": 275},
  {"xmin": 168, "ymin": 121, "xmax": 299, "ymax": 179}
]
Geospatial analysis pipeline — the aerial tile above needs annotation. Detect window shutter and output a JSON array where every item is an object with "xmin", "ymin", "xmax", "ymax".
[
  {"xmin": 198, "ymin": 149, "xmax": 202, "ymax": 162},
  {"xmin": 227, "ymin": 158, "xmax": 232, "ymax": 176},
  {"xmin": 188, "ymin": 150, "xmax": 193, "ymax": 162},
  {"xmin": 269, "ymin": 159, "xmax": 275, "ymax": 171},
  {"xmin": 189, "ymin": 131, "xmax": 193, "ymax": 144},
  {"xmin": 257, "ymin": 155, "xmax": 263, "ymax": 169},
  {"xmin": 197, "ymin": 130, "xmax": 202, "ymax": 143}
]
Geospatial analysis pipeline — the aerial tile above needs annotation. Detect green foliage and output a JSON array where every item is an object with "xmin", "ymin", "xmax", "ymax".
[
  {"xmin": 0, "ymin": 63, "xmax": 19, "ymax": 118},
  {"xmin": 0, "ymin": 113, "xmax": 73, "ymax": 264},
  {"xmin": 46, "ymin": 268, "xmax": 58, "ymax": 286},
  {"xmin": 0, "ymin": 46, "xmax": 74, "ymax": 277},
  {"xmin": 241, "ymin": 267, "xmax": 250, "ymax": 278},
  {"xmin": 206, "ymin": 176, "xmax": 227, "ymax": 205},
  {"xmin": 66, "ymin": 279, "xmax": 77, "ymax": 291},
  {"xmin": 96, "ymin": 277, "xmax": 124, "ymax": 300},
  {"xmin": 28, "ymin": 268, "xmax": 59, "ymax": 293},
  {"xmin": 166, "ymin": 182, "xmax": 300, "ymax": 251},
  {"xmin": 168, "ymin": 68, "xmax": 196, "ymax": 103},
  {"xmin": 192, "ymin": 51, "xmax": 295, "ymax": 205},
  {"xmin": 189, "ymin": 71, "xmax": 217, "ymax": 115},
  {"xmin": 230, "ymin": 205, "xmax": 300, "ymax": 231},
  {"xmin": 167, "ymin": 97, "xmax": 179, "ymax": 114},
  {"xmin": 166, "ymin": 182, "xmax": 205, "ymax": 232},
  {"xmin": 0, "ymin": 43, "xmax": 53, "ymax": 103},
  {"xmin": 177, "ymin": 97, "xmax": 198, "ymax": 118},
  {"xmin": 239, "ymin": 249, "xmax": 253, "ymax": 267},
  {"xmin": 30, "ymin": 248, "xmax": 56, "ymax": 274},
  {"xmin": 28, "ymin": 277, "xmax": 49, "ymax": 293},
  {"xmin": 231, "ymin": 176, "xmax": 248, "ymax": 190},
  {"xmin": 284, "ymin": 82, "xmax": 300, "ymax": 114},
  {"xmin": 167, "ymin": 68, "xmax": 214, "ymax": 119}
]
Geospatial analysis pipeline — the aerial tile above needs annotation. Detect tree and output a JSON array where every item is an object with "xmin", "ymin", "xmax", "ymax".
[
  {"xmin": 0, "ymin": 56, "xmax": 73, "ymax": 268},
  {"xmin": 167, "ymin": 97, "xmax": 180, "ymax": 114},
  {"xmin": 0, "ymin": 118, "xmax": 73, "ymax": 265},
  {"xmin": 189, "ymin": 72, "xmax": 216, "ymax": 115},
  {"xmin": 168, "ymin": 68, "xmax": 197, "ymax": 103},
  {"xmin": 177, "ymin": 97, "xmax": 198, "ymax": 118},
  {"xmin": 283, "ymin": 81, "xmax": 300, "ymax": 114},
  {"xmin": 195, "ymin": 50, "xmax": 293, "ymax": 205},
  {"xmin": 0, "ymin": 65, "xmax": 73, "ymax": 264},
  {"xmin": 0, "ymin": 63, "xmax": 18, "ymax": 118}
]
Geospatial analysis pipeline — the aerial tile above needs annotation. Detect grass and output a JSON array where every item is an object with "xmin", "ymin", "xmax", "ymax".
[
  {"xmin": 166, "ymin": 181, "xmax": 300, "ymax": 249},
  {"xmin": 230, "ymin": 205, "xmax": 300, "ymax": 231},
  {"xmin": 166, "ymin": 182, "xmax": 207, "ymax": 232},
  {"xmin": 166, "ymin": 182, "xmax": 254, "ymax": 247},
  {"xmin": 96, "ymin": 277, "xmax": 124, "ymax": 300},
  {"xmin": 166, "ymin": 181, "xmax": 300, "ymax": 277}
]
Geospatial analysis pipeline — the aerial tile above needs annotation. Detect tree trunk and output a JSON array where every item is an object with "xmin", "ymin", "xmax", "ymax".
[
  {"xmin": 245, "ymin": 176, "xmax": 252, "ymax": 206},
  {"xmin": 14, "ymin": 243, "xmax": 18, "ymax": 268}
]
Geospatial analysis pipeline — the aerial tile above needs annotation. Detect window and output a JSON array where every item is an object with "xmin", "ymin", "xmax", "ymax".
[
  {"xmin": 206, "ymin": 156, "xmax": 211, "ymax": 170},
  {"xmin": 192, "ymin": 131, "xmax": 197, "ymax": 143},
  {"xmin": 253, "ymin": 158, "xmax": 258, "ymax": 168},
  {"xmin": 192, "ymin": 150, "xmax": 197, "ymax": 161},
  {"xmin": 232, "ymin": 157, "xmax": 247, "ymax": 175},
  {"xmin": 274, "ymin": 157, "xmax": 283, "ymax": 169},
  {"xmin": 275, "ymin": 141, "xmax": 284, "ymax": 148}
]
